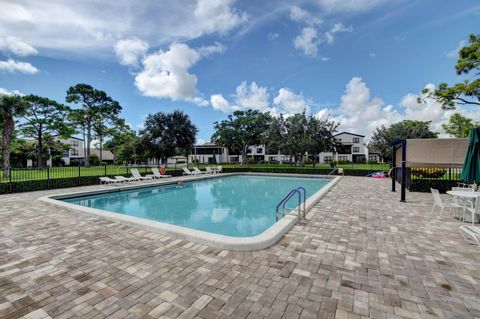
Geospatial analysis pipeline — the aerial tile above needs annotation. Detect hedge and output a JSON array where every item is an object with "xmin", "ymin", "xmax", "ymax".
[{"xmin": 408, "ymin": 179, "xmax": 459, "ymax": 193}]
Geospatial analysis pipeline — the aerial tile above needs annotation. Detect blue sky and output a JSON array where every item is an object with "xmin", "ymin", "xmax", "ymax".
[{"xmin": 0, "ymin": 0, "xmax": 479, "ymax": 143}]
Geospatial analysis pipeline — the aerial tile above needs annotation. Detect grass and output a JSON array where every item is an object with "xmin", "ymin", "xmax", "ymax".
[{"xmin": 2, "ymin": 163, "xmax": 390, "ymax": 183}]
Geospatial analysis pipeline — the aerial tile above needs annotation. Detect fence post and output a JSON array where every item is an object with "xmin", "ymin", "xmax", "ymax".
[
  {"xmin": 47, "ymin": 167, "xmax": 50, "ymax": 189},
  {"xmin": 8, "ymin": 167, "xmax": 12, "ymax": 193},
  {"xmin": 78, "ymin": 165, "xmax": 81, "ymax": 186}
]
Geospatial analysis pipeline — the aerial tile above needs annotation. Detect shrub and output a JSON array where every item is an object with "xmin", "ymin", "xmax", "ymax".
[
  {"xmin": 90, "ymin": 154, "xmax": 101, "ymax": 166},
  {"xmin": 367, "ymin": 160, "xmax": 378, "ymax": 164},
  {"xmin": 70, "ymin": 159, "xmax": 81, "ymax": 166},
  {"xmin": 411, "ymin": 168, "xmax": 446, "ymax": 179},
  {"xmin": 408, "ymin": 179, "xmax": 458, "ymax": 193}
]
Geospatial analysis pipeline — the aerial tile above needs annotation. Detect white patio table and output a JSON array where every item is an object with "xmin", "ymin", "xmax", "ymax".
[{"xmin": 446, "ymin": 190, "xmax": 480, "ymax": 222}]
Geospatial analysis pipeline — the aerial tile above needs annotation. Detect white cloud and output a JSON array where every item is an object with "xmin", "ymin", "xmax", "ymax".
[
  {"xmin": 193, "ymin": 0, "xmax": 248, "ymax": 35},
  {"xmin": 0, "ymin": 87, "xmax": 23, "ymax": 96},
  {"xmin": 0, "ymin": 58, "xmax": 38, "ymax": 74},
  {"xmin": 0, "ymin": 0, "xmax": 246, "ymax": 57},
  {"xmin": 235, "ymin": 81, "xmax": 270, "ymax": 112},
  {"xmin": 134, "ymin": 43, "xmax": 200, "ymax": 101},
  {"xmin": 211, "ymin": 94, "xmax": 234, "ymax": 112},
  {"xmin": 318, "ymin": 0, "xmax": 385, "ymax": 13},
  {"xmin": 210, "ymin": 82, "xmax": 313, "ymax": 116},
  {"xmin": 197, "ymin": 42, "xmax": 226, "ymax": 57},
  {"xmin": 329, "ymin": 77, "xmax": 401, "ymax": 138},
  {"xmin": 114, "ymin": 37, "xmax": 148, "ymax": 66},
  {"xmin": 324, "ymin": 23, "xmax": 352, "ymax": 44},
  {"xmin": 0, "ymin": 36, "xmax": 37, "ymax": 56},
  {"xmin": 273, "ymin": 88, "xmax": 310, "ymax": 114},
  {"xmin": 294, "ymin": 27, "xmax": 319, "ymax": 56},
  {"xmin": 290, "ymin": 6, "xmax": 323, "ymax": 25},
  {"xmin": 446, "ymin": 40, "xmax": 467, "ymax": 58}
]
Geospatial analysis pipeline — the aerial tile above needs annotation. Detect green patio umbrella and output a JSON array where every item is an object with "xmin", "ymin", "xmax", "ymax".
[{"xmin": 460, "ymin": 127, "xmax": 480, "ymax": 184}]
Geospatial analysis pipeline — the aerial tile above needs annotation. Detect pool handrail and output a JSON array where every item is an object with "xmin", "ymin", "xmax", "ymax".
[{"xmin": 275, "ymin": 186, "xmax": 307, "ymax": 222}]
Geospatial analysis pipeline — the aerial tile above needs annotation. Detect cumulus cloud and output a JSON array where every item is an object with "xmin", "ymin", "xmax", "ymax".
[
  {"xmin": 134, "ymin": 43, "xmax": 200, "ymax": 101},
  {"xmin": 446, "ymin": 40, "xmax": 467, "ymax": 58},
  {"xmin": 210, "ymin": 82, "xmax": 312, "ymax": 116},
  {"xmin": 294, "ymin": 27, "xmax": 319, "ymax": 56},
  {"xmin": 132, "ymin": 41, "xmax": 225, "ymax": 105},
  {"xmin": 114, "ymin": 37, "xmax": 148, "ymax": 67},
  {"xmin": 323, "ymin": 78, "xmax": 480, "ymax": 140},
  {"xmin": 0, "ymin": 59, "xmax": 38, "ymax": 74},
  {"xmin": 273, "ymin": 88, "xmax": 310, "ymax": 114},
  {"xmin": 0, "ymin": 0, "xmax": 246, "ymax": 56},
  {"xmin": 193, "ymin": 0, "xmax": 248, "ymax": 35},
  {"xmin": 328, "ymin": 77, "xmax": 401, "ymax": 138},
  {"xmin": 0, "ymin": 36, "xmax": 37, "ymax": 56}
]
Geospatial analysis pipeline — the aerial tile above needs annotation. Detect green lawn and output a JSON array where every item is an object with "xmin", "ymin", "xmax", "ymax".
[{"xmin": 1, "ymin": 163, "xmax": 390, "ymax": 183}]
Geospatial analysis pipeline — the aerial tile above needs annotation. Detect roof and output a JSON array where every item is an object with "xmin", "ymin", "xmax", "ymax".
[
  {"xmin": 334, "ymin": 132, "xmax": 365, "ymax": 138},
  {"xmin": 194, "ymin": 143, "xmax": 223, "ymax": 148},
  {"xmin": 90, "ymin": 149, "xmax": 115, "ymax": 161}
]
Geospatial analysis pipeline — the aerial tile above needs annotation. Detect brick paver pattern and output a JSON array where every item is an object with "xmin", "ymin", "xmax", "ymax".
[{"xmin": 1, "ymin": 177, "xmax": 480, "ymax": 319}]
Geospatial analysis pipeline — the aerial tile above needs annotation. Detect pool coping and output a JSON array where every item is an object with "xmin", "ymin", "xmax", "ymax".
[{"xmin": 39, "ymin": 173, "xmax": 342, "ymax": 251}]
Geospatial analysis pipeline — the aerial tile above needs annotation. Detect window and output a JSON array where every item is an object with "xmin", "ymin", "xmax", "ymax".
[
  {"xmin": 72, "ymin": 140, "xmax": 79, "ymax": 147},
  {"xmin": 71, "ymin": 149, "xmax": 79, "ymax": 156},
  {"xmin": 338, "ymin": 156, "xmax": 348, "ymax": 161},
  {"xmin": 256, "ymin": 148, "xmax": 263, "ymax": 154},
  {"xmin": 353, "ymin": 147, "xmax": 360, "ymax": 153},
  {"xmin": 247, "ymin": 149, "xmax": 252, "ymax": 154},
  {"xmin": 336, "ymin": 138, "xmax": 342, "ymax": 142},
  {"xmin": 369, "ymin": 155, "xmax": 377, "ymax": 161},
  {"xmin": 353, "ymin": 137, "xmax": 360, "ymax": 143},
  {"xmin": 324, "ymin": 156, "xmax": 333, "ymax": 162}
]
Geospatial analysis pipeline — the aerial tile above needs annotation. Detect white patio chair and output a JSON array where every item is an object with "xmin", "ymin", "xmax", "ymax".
[
  {"xmin": 463, "ymin": 197, "xmax": 480, "ymax": 225},
  {"xmin": 459, "ymin": 225, "xmax": 480, "ymax": 246},
  {"xmin": 114, "ymin": 176, "xmax": 138, "ymax": 183},
  {"xmin": 193, "ymin": 167, "xmax": 206, "ymax": 175},
  {"xmin": 217, "ymin": 166, "xmax": 223, "ymax": 173},
  {"xmin": 205, "ymin": 167, "xmax": 214, "ymax": 174},
  {"xmin": 149, "ymin": 167, "xmax": 171, "ymax": 179},
  {"xmin": 183, "ymin": 167, "xmax": 197, "ymax": 175},
  {"xmin": 99, "ymin": 177, "xmax": 119, "ymax": 185},
  {"xmin": 130, "ymin": 168, "xmax": 153, "ymax": 180},
  {"xmin": 430, "ymin": 188, "xmax": 462, "ymax": 218}
]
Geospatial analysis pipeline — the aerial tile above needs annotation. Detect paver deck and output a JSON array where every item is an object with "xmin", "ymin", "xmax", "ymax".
[{"xmin": 1, "ymin": 176, "xmax": 479, "ymax": 319}]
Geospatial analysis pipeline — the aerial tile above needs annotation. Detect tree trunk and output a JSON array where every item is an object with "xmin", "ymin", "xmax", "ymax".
[
  {"xmin": 99, "ymin": 135, "xmax": 103, "ymax": 163},
  {"xmin": 241, "ymin": 145, "xmax": 247, "ymax": 166},
  {"xmin": 85, "ymin": 123, "xmax": 91, "ymax": 167},
  {"xmin": 313, "ymin": 153, "xmax": 317, "ymax": 167},
  {"xmin": 298, "ymin": 154, "xmax": 304, "ymax": 167},
  {"xmin": 37, "ymin": 128, "xmax": 43, "ymax": 169},
  {"xmin": 2, "ymin": 117, "xmax": 14, "ymax": 178}
]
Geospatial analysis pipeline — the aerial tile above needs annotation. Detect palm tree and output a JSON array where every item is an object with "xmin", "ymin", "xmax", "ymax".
[{"xmin": 0, "ymin": 95, "xmax": 30, "ymax": 177}]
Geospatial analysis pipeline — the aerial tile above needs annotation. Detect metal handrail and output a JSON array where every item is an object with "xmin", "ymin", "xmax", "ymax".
[
  {"xmin": 275, "ymin": 186, "xmax": 307, "ymax": 222},
  {"xmin": 327, "ymin": 168, "xmax": 338, "ymax": 175}
]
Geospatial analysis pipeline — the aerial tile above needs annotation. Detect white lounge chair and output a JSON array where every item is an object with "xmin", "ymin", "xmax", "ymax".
[
  {"xmin": 115, "ymin": 176, "xmax": 138, "ymax": 183},
  {"xmin": 183, "ymin": 167, "xmax": 197, "ymax": 176},
  {"xmin": 205, "ymin": 167, "xmax": 214, "ymax": 174},
  {"xmin": 193, "ymin": 167, "xmax": 206, "ymax": 175},
  {"xmin": 430, "ymin": 188, "xmax": 462, "ymax": 218},
  {"xmin": 459, "ymin": 225, "xmax": 480, "ymax": 246},
  {"xmin": 130, "ymin": 168, "xmax": 153, "ymax": 180},
  {"xmin": 99, "ymin": 177, "xmax": 120, "ymax": 185},
  {"xmin": 217, "ymin": 166, "xmax": 223, "ymax": 173},
  {"xmin": 148, "ymin": 167, "xmax": 172, "ymax": 179}
]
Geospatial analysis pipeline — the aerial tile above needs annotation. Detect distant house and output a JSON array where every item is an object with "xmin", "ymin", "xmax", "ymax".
[
  {"xmin": 188, "ymin": 143, "xmax": 228, "ymax": 164},
  {"xmin": 58, "ymin": 137, "xmax": 85, "ymax": 165},
  {"xmin": 90, "ymin": 149, "xmax": 115, "ymax": 164}
]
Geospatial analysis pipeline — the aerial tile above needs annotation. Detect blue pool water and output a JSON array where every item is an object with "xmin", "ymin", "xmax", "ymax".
[{"xmin": 63, "ymin": 175, "xmax": 330, "ymax": 237}]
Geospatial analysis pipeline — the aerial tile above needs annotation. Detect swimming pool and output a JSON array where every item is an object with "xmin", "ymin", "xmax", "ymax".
[
  {"xmin": 41, "ymin": 173, "xmax": 340, "ymax": 250},
  {"xmin": 63, "ymin": 175, "xmax": 329, "ymax": 237}
]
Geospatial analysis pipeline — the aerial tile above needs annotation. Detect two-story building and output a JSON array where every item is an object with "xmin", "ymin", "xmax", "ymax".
[
  {"xmin": 58, "ymin": 137, "xmax": 85, "ymax": 165},
  {"xmin": 319, "ymin": 132, "xmax": 369, "ymax": 164},
  {"xmin": 187, "ymin": 143, "xmax": 229, "ymax": 164}
]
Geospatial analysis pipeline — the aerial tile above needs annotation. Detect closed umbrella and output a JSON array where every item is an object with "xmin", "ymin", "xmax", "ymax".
[{"xmin": 460, "ymin": 128, "xmax": 480, "ymax": 184}]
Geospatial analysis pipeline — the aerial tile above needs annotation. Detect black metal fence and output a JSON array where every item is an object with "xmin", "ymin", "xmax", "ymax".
[
  {"xmin": 406, "ymin": 167, "xmax": 463, "ymax": 193},
  {"xmin": 0, "ymin": 165, "xmax": 185, "ymax": 194}
]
